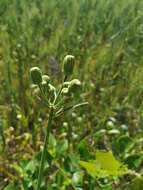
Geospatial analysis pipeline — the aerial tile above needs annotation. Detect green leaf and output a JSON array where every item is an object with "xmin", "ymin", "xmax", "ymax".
[
  {"xmin": 11, "ymin": 163, "xmax": 27, "ymax": 178},
  {"xmin": 48, "ymin": 133, "xmax": 57, "ymax": 157},
  {"xmin": 79, "ymin": 161, "xmax": 100, "ymax": 178},
  {"xmin": 115, "ymin": 135, "xmax": 134, "ymax": 154},
  {"xmin": 80, "ymin": 151, "xmax": 129, "ymax": 178},
  {"xmin": 4, "ymin": 183, "xmax": 18, "ymax": 190},
  {"xmin": 56, "ymin": 139, "xmax": 68, "ymax": 156},
  {"xmin": 49, "ymin": 133, "xmax": 57, "ymax": 147},
  {"xmin": 25, "ymin": 160, "xmax": 37, "ymax": 174},
  {"xmin": 96, "ymin": 151, "xmax": 122, "ymax": 171},
  {"xmin": 96, "ymin": 151, "xmax": 129, "ymax": 176},
  {"xmin": 127, "ymin": 176, "xmax": 143, "ymax": 190},
  {"xmin": 78, "ymin": 139, "xmax": 90, "ymax": 159},
  {"xmin": 124, "ymin": 154, "xmax": 143, "ymax": 169}
]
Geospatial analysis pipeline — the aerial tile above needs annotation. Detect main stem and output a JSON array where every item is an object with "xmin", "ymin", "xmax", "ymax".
[{"xmin": 36, "ymin": 107, "xmax": 54, "ymax": 190}]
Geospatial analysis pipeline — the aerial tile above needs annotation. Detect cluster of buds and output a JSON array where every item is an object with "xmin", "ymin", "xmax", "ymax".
[
  {"xmin": 30, "ymin": 55, "xmax": 88, "ymax": 190},
  {"xmin": 61, "ymin": 79, "xmax": 81, "ymax": 96},
  {"xmin": 30, "ymin": 55, "xmax": 82, "ymax": 110},
  {"xmin": 30, "ymin": 66, "xmax": 56, "ymax": 104}
]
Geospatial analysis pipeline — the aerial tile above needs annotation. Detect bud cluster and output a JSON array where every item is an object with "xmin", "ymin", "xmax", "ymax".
[
  {"xmin": 30, "ymin": 55, "xmax": 82, "ymax": 109},
  {"xmin": 30, "ymin": 67, "xmax": 56, "ymax": 104},
  {"xmin": 61, "ymin": 79, "xmax": 81, "ymax": 95},
  {"xmin": 30, "ymin": 55, "xmax": 87, "ymax": 190}
]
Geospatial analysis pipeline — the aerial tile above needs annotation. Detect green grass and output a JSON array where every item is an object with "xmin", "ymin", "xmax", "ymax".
[{"xmin": 0, "ymin": 0, "xmax": 143, "ymax": 189}]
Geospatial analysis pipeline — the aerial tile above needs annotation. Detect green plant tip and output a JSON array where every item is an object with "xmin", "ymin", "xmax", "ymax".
[
  {"xmin": 63, "ymin": 82, "xmax": 70, "ymax": 88},
  {"xmin": 42, "ymin": 75, "xmax": 50, "ymax": 83},
  {"xmin": 61, "ymin": 88, "xmax": 69, "ymax": 95},
  {"xmin": 69, "ymin": 79, "xmax": 81, "ymax": 93},
  {"xmin": 30, "ymin": 67, "xmax": 42, "ymax": 85},
  {"xmin": 41, "ymin": 80, "xmax": 48, "ymax": 94},
  {"xmin": 63, "ymin": 55, "xmax": 75, "ymax": 77},
  {"xmin": 48, "ymin": 84, "xmax": 56, "ymax": 91},
  {"xmin": 48, "ymin": 84, "xmax": 56, "ymax": 102}
]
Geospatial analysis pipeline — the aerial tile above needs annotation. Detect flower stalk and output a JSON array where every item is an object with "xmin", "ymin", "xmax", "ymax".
[
  {"xmin": 36, "ymin": 107, "xmax": 54, "ymax": 190},
  {"xmin": 30, "ymin": 55, "xmax": 88, "ymax": 190}
]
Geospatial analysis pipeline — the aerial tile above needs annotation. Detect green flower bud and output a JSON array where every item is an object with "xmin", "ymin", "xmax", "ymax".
[
  {"xmin": 42, "ymin": 75, "xmax": 50, "ymax": 83},
  {"xmin": 63, "ymin": 55, "xmax": 75, "ymax": 77},
  {"xmin": 33, "ymin": 87, "xmax": 41, "ymax": 97},
  {"xmin": 30, "ymin": 84, "xmax": 38, "ymax": 89},
  {"xmin": 77, "ymin": 117, "xmax": 83, "ymax": 123},
  {"xmin": 61, "ymin": 88, "xmax": 69, "ymax": 95},
  {"xmin": 63, "ymin": 82, "xmax": 70, "ymax": 88},
  {"xmin": 41, "ymin": 80, "xmax": 49, "ymax": 95},
  {"xmin": 30, "ymin": 67, "xmax": 42, "ymax": 85},
  {"xmin": 48, "ymin": 84, "xmax": 56, "ymax": 92},
  {"xmin": 48, "ymin": 84, "xmax": 56, "ymax": 102},
  {"xmin": 42, "ymin": 80, "xmax": 47, "ymax": 86},
  {"xmin": 69, "ymin": 79, "xmax": 81, "ymax": 93}
]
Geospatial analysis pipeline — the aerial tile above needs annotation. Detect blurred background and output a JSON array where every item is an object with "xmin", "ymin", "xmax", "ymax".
[{"xmin": 0, "ymin": 0, "xmax": 143, "ymax": 189}]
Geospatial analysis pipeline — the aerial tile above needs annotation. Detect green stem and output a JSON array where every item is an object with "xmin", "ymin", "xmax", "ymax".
[
  {"xmin": 36, "ymin": 107, "xmax": 54, "ymax": 190},
  {"xmin": 53, "ymin": 76, "xmax": 67, "ymax": 105}
]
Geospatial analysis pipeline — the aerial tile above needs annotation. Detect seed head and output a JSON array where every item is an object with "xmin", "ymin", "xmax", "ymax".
[
  {"xmin": 63, "ymin": 55, "xmax": 75, "ymax": 77},
  {"xmin": 30, "ymin": 67, "xmax": 42, "ymax": 85}
]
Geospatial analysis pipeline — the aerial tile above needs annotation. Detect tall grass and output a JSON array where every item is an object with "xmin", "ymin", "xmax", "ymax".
[{"xmin": 0, "ymin": 0, "xmax": 143, "ymax": 189}]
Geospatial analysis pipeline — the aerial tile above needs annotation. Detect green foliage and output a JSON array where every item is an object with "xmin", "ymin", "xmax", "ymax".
[
  {"xmin": 30, "ymin": 55, "xmax": 87, "ymax": 190},
  {"xmin": 4, "ymin": 183, "xmax": 18, "ymax": 190},
  {"xmin": 114, "ymin": 135, "xmax": 134, "ymax": 154},
  {"xmin": 80, "ymin": 151, "xmax": 129, "ymax": 178},
  {"xmin": 124, "ymin": 154, "xmax": 143, "ymax": 169},
  {"xmin": 0, "ymin": 0, "xmax": 143, "ymax": 189},
  {"xmin": 127, "ymin": 176, "xmax": 143, "ymax": 190}
]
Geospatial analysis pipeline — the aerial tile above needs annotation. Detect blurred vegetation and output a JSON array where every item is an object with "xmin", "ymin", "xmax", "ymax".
[{"xmin": 0, "ymin": 0, "xmax": 143, "ymax": 189}]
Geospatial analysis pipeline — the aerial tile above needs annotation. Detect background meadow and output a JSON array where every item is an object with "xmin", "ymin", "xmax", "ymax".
[{"xmin": 0, "ymin": 0, "xmax": 143, "ymax": 189}]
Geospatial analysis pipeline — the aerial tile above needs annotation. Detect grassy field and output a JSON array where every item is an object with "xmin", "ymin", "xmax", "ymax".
[{"xmin": 0, "ymin": 0, "xmax": 143, "ymax": 189}]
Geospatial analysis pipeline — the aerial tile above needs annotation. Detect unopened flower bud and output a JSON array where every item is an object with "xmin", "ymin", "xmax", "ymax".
[
  {"xmin": 61, "ymin": 88, "xmax": 69, "ymax": 95},
  {"xmin": 63, "ymin": 82, "xmax": 70, "ymax": 88},
  {"xmin": 48, "ymin": 84, "xmax": 56, "ymax": 92},
  {"xmin": 30, "ymin": 67, "xmax": 42, "ymax": 85},
  {"xmin": 69, "ymin": 79, "xmax": 81, "ymax": 93},
  {"xmin": 41, "ymin": 80, "xmax": 49, "ymax": 95},
  {"xmin": 30, "ymin": 84, "xmax": 38, "ymax": 89},
  {"xmin": 63, "ymin": 55, "xmax": 75, "ymax": 77},
  {"xmin": 33, "ymin": 87, "xmax": 41, "ymax": 97},
  {"xmin": 42, "ymin": 75, "xmax": 50, "ymax": 83},
  {"xmin": 48, "ymin": 84, "xmax": 56, "ymax": 102},
  {"xmin": 42, "ymin": 80, "xmax": 47, "ymax": 86}
]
